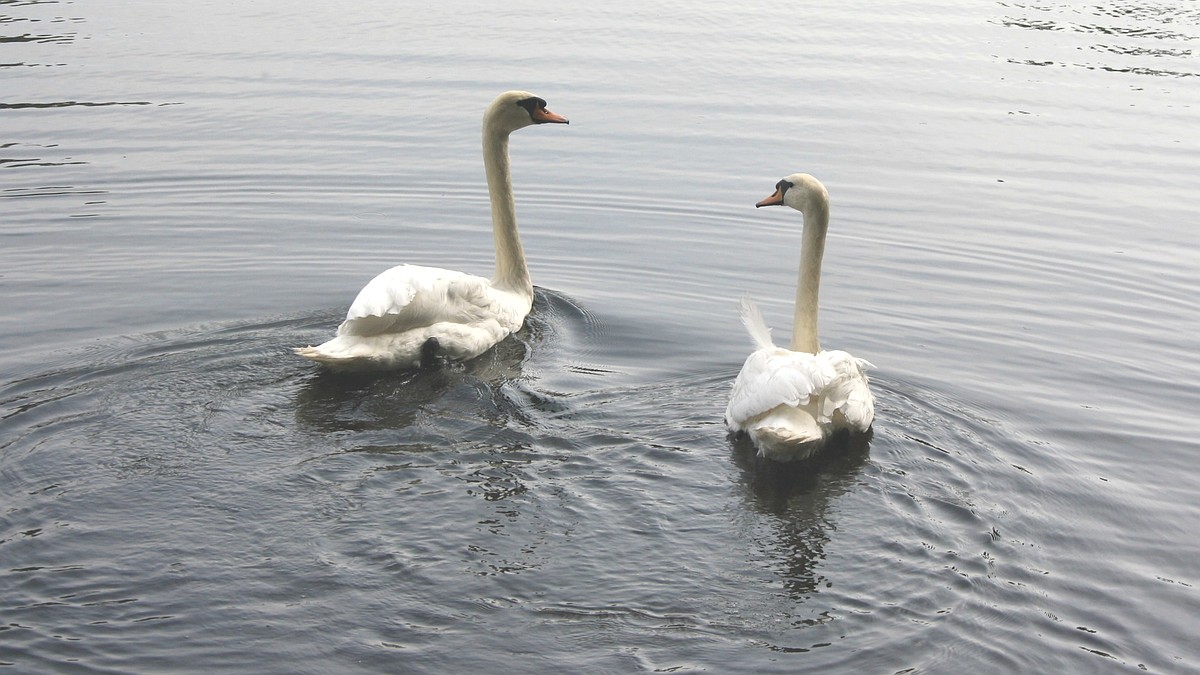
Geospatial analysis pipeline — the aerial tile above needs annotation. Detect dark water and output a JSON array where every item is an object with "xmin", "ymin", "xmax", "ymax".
[{"xmin": 2, "ymin": 0, "xmax": 1198, "ymax": 672}]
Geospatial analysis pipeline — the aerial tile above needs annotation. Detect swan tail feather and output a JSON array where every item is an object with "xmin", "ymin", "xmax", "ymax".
[
  {"xmin": 738, "ymin": 295, "xmax": 775, "ymax": 351},
  {"xmin": 293, "ymin": 346, "xmax": 352, "ymax": 365},
  {"xmin": 748, "ymin": 407, "xmax": 825, "ymax": 461},
  {"xmin": 292, "ymin": 345, "xmax": 386, "ymax": 371}
]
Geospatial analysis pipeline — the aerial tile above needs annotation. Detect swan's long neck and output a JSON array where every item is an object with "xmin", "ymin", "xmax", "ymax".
[
  {"xmin": 483, "ymin": 121, "xmax": 532, "ymax": 298},
  {"xmin": 791, "ymin": 197, "xmax": 829, "ymax": 354}
]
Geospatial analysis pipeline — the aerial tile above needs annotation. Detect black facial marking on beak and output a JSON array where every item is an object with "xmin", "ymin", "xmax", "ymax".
[
  {"xmin": 516, "ymin": 96, "xmax": 549, "ymax": 118},
  {"xmin": 515, "ymin": 96, "xmax": 568, "ymax": 124},
  {"xmin": 756, "ymin": 178, "xmax": 793, "ymax": 208}
]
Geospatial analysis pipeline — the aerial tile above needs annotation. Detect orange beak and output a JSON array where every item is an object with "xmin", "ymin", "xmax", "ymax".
[
  {"xmin": 755, "ymin": 187, "xmax": 785, "ymax": 208},
  {"xmin": 532, "ymin": 107, "xmax": 569, "ymax": 124}
]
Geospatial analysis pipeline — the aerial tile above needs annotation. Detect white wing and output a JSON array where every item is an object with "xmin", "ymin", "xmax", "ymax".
[
  {"xmin": 294, "ymin": 263, "xmax": 532, "ymax": 369},
  {"xmin": 725, "ymin": 348, "xmax": 874, "ymax": 434},
  {"xmin": 818, "ymin": 350, "xmax": 875, "ymax": 431},
  {"xmin": 337, "ymin": 264, "xmax": 525, "ymax": 338},
  {"xmin": 738, "ymin": 295, "xmax": 775, "ymax": 351},
  {"xmin": 725, "ymin": 347, "xmax": 838, "ymax": 427}
]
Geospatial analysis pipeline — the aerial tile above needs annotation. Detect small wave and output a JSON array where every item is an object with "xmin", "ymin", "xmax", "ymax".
[{"xmin": 0, "ymin": 100, "xmax": 156, "ymax": 110}]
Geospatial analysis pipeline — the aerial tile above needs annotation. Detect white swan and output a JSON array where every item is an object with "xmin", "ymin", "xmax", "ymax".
[
  {"xmin": 724, "ymin": 173, "xmax": 875, "ymax": 461},
  {"xmin": 294, "ymin": 91, "xmax": 568, "ymax": 370}
]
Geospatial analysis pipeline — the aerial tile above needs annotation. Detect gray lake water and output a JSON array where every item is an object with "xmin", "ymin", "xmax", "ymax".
[{"xmin": 2, "ymin": 0, "xmax": 1198, "ymax": 672}]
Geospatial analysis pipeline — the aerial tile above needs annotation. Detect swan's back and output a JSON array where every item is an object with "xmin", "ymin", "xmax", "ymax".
[
  {"xmin": 294, "ymin": 264, "xmax": 532, "ymax": 370},
  {"xmin": 725, "ymin": 299, "xmax": 875, "ymax": 462},
  {"xmin": 725, "ymin": 346, "xmax": 873, "ymax": 461},
  {"xmin": 338, "ymin": 264, "xmax": 528, "ymax": 338}
]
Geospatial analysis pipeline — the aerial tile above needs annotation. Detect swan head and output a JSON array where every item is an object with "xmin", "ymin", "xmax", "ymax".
[
  {"xmin": 485, "ymin": 90, "xmax": 569, "ymax": 134},
  {"xmin": 755, "ymin": 173, "xmax": 828, "ymax": 213}
]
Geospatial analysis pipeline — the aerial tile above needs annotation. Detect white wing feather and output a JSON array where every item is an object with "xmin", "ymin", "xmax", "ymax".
[
  {"xmin": 725, "ymin": 344, "xmax": 874, "ymax": 458},
  {"xmin": 738, "ymin": 295, "xmax": 775, "ymax": 351},
  {"xmin": 294, "ymin": 264, "xmax": 531, "ymax": 370},
  {"xmin": 726, "ymin": 348, "xmax": 835, "ymax": 423},
  {"xmin": 338, "ymin": 264, "xmax": 517, "ymax": 337}
]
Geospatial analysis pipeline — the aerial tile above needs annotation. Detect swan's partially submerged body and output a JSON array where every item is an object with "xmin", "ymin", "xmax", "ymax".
[
  {"xmin": 725, "ymin": 298, "xmax": 874, "ymax": 461},
  {"xmin": 725, "ymin": 173, "xmax": 875, "ymax": 461},
  {"xmin": 293, "ymin": 264, "xmax": 531, "ymax": 370},
  {"xmin": 295, "ymin": 91, "xmax": 568, "ymax": 371}
]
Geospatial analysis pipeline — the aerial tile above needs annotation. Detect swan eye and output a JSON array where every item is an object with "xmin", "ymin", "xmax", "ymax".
[
  {"xmin": 515, "ymin": 97, "xmax": 548, "ymax": 117},
  {"xmin": 777, "ymin": 180, "xmax": 793, "ymax": 197}
]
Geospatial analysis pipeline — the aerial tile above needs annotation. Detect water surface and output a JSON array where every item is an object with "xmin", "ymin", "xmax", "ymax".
[{"xmin": 2, "ymin": 0, "xmax": 1198, "ymax": 671}]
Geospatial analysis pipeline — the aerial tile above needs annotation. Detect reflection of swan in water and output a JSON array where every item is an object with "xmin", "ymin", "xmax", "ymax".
[
  {"xmin": 731, "ymin": 431, "xmax": 871, "ymax": 600},
  {"xmin": 725, "ymin": 173, "xmax": 875, "ymax": 462},
  {"xmin": 295, "ymin": 91, "xmax": 569, "ymax": 371}
]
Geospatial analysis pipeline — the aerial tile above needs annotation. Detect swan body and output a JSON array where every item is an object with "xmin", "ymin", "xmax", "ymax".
[
  {"xmin": 295, "ymin": 91, "xmax": 568, "ymax": 370},
  {"xmin": 725, "ymin": 173, "xmax": 874, "ymax": 461}
]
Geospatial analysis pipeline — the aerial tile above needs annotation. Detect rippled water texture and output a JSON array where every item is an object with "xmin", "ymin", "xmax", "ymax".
[{"xmin": 2, "ymin": 0, "xmax": 1198, "ymax": 672}]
